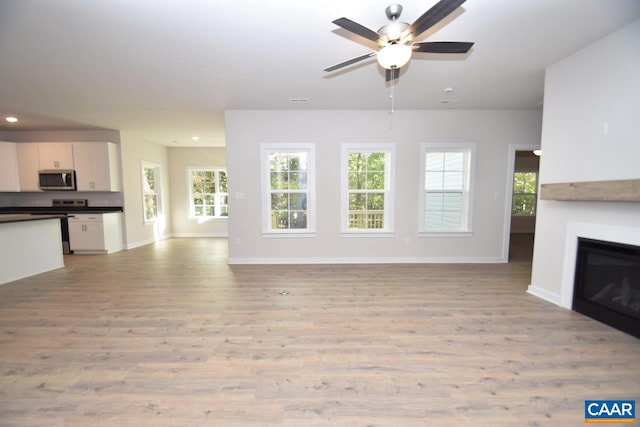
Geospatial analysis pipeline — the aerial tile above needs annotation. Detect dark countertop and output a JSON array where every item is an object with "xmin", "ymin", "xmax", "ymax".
[
  {"xmin": 0, "ymin": 206, "xmax": 123, "ymax": 214},
  {"xmin": 0, "ymin": 214, "xmax": 69, "ymax": 225}
]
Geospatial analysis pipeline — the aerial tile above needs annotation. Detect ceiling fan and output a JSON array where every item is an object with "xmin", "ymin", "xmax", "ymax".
[{"xmin": 324, "ymin": 0, "xmax": 474, "ymax": 81}]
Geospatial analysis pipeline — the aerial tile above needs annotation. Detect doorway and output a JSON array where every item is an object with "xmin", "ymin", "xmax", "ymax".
[{"xmin": 504, "ymin": 145, "xmax": 540, "ymax": 263}]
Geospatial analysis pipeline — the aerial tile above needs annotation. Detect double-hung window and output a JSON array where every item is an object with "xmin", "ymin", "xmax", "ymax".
[
  {"xmin": 511, "ymin": 172, "xmax": 537, "ymax": 216},
  {"xmin": 188, "ymin": 168, "xmax": 228, "ymax": 218},
  {"xmin": 341, "ymin": 144, "xmax": 395, "ymax": 234},
  {"xmin": 141, "ymin": 161, "xmax": 162, "ymax": 224},
  {"xmin": 260, "ymin": 144, "xmax": 315, "ymax": 235},
  {"xmin": 420, "ymin": 143, "xmax": 475, "ymax": 234}
]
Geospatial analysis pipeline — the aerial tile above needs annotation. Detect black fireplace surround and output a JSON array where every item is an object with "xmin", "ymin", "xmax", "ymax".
[{"xmin": 573, "ymin": 237, "xmax": 640, "ymax": 339}]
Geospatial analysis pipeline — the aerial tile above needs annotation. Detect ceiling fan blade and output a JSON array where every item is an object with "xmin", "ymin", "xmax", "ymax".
[
  {"xmin": 324, "ymin": 52, "xmax": 376, "ymax": 72},
  {"xmin": 385, "ymin": 68, "xmax": 400, "ymax": 82},
  {"xmin": 413, "ymin": 41, "xmax": 474, "ymax": 54},
  {"xmin": 332, "ymin": 17, "xmax": 381, "ymax": 43},
  {"xmin": 408, "ymin": 0, "xmax": 467, "ymax": 38}
]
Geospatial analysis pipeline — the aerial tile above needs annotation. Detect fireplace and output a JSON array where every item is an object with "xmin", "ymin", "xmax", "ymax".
[{"xmin": 573, "ymin": 237, "xmax": 640, "ymax": 338}]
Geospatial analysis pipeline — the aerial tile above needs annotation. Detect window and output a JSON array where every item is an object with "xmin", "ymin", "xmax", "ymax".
[
  {"xmin": 420, "ymin": 143, "xmax": 475, "ymax": 234},
  {"xmin": 260, "ymin": 144, "xmax": 315, "ymax": 235},
  {"xmin": 341, "ymin": 144, "xmax": 395, "ymax": 234},
  {"xmin": 141, "ymin": 161, "xmax": 162, "ymax": 223},
  {"xmin": 188, "ymin": 168, "xmax": 228, "ymax": 218},
  {"xmin": 512, "ymin": 172, "xmax": 537, "ymax": 216}
]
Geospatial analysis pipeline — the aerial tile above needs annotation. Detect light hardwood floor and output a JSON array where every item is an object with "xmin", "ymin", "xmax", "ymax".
[{"xmin": 1, "ymin": 238, "xmax": 638, "ymax": 426}]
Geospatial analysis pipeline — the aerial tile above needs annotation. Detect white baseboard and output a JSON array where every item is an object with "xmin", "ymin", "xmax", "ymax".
[
  {"xmin": 126, "ymin": 234, "xmax": 227, "ymax": 250},
  {"xmin": 527, "ymin": 285, "xmax": 561, "ymax": 306},
  {"xmin": 171, "ymin": 233, "xmax": 228, "ymax": 238},
  {"xmin": 228, "ymin": 256, "xmax": 507, "ymax": 265},
  {"xmin": 126, "ymin": 234, "xmax": 171, "ymax": 250}
]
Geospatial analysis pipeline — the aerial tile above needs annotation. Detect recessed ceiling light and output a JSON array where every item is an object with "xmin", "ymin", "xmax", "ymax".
[
  {"xmin": 5, "ymin": 116, "xmax": 18, "ymax": 123},
  {"xmin": 191, "ymin": 136, "xmax": 200, "ymax": 141}
]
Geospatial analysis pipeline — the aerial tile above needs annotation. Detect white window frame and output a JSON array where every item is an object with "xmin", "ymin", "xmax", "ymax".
[
  {"xmin": 511, "ymin": 171, "xmax": 538, "ymax": 216},
  {"xmin": 419, "ymin": 143, "xmax": 475, "ymax": 236},
  {"xmin": 341, "ymin": 143, "xmax": 395, "ymax": 236},
  {"xmin": 187, "ymin": 167, "xmax": 228, "ymax": 220},
  {"xmin": 260, "ymin": 143, "xmax": 316, "ymax": 237},
  {"xmin": 141, "ymin": 161, "xmax": 163, "ymax": 225}
]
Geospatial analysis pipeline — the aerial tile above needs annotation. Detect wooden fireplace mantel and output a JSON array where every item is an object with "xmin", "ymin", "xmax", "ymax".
[{"xmin": 539, "ymin": 179, "xmax": 640, "ymax": 202}]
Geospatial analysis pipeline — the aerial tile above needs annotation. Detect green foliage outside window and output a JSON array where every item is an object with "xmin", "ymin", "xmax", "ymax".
[
  {"xmin": 512, "ymin": 172, "xmax": 537, "ymax": 216},
  {"xmin": 143, "ymin": 166, "xmax": 158, "ymax": 221},
  {"xmin": 269, "ymin": 153, "xmax": 308, "ymax": 229},
  {"xmin": 190, "ymin": 169, "xmax": 228, "ymax": 217},
  {"xmin": 347, "ymin": 152, "xmax": 386, "ymax": 229}
]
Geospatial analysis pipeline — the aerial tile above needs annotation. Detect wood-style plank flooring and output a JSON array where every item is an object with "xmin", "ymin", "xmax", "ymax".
[{"xmin": 1, "ymin": 238, "xmax": 638, "ymax": 426}]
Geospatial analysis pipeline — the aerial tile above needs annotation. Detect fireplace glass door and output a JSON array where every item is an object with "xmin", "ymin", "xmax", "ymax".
[{"xmin": 573, "ymin": 237, "xmax": 640, "ymax": 338}]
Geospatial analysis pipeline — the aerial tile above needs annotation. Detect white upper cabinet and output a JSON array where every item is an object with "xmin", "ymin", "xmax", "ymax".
[
  {"xmin": 73, "ymin": 142, "xmax": 121, "ymax": 192},
  {"xmin": 0, "ymin": 142, "xmax": 20, "ymax": 192},
  {"xmin": 38, "ymin": 143, "xmax": 74, "ymax": 170},
  {"xmin": 17, "ymin": 143, "xmax": 41, "ymax": 191}
]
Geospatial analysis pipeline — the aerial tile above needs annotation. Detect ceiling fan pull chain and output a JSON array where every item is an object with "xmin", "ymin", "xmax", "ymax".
[{"xmin": 390, "ymin": 68, "xmax": 395, "ymax": 113}]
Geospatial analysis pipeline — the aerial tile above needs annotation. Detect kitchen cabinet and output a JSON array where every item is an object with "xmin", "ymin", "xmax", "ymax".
[
  {"xmin": 0, "ymin": 142, "xmax": 20, "ymax": 191},
  {"xmin": 38, "ymin": 142, "xmax": 74, "ymax": 170},
  {"xmin": 16, "ymin": 143, "xmax": 41, "ymax": 191},
  {"xmin": 73, "ymin": 142, "xmax": 121, "ymax": 191},
  {"xmin": 68, "ymin": 213, "xmax": 123, "ymax": 254}
]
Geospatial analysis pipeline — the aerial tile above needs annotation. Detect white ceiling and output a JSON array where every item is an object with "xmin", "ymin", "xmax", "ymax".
[{"xmin": 1, "ymin": 0, "xmax": 639, "ymax": 147}]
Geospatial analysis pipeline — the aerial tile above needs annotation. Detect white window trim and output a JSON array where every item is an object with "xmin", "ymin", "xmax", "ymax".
[
  {"xmin": 260, "ymin": 143, "xmax": 316, "ymax": 237},
  {"xmin": 418, "ymin": 142, "xmax": 475, "ymax": 236},
  {"xmin": 186, "ymin": 167, "xmax": 228, "ymax": 220},
  {"xmin": 340, "ymin": 143, "xmax": 396, "ymax": 236},
  {"xmin": 511, "ymin": 171, "xmax": 538, "ymax": 217},
  {"xmin": 141, "ymin": 160, "xmax": 162, "ymax": 225}
]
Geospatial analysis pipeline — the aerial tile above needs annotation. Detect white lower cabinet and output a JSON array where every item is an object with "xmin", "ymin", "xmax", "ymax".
[{"xmin": 68, "ymin": 213, "xmax": 123, "ymax": 254}]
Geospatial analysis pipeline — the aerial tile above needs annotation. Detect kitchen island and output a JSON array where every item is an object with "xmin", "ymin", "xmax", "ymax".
[{"xmin": 0, "ymin": 215, "xmax": 65, "ymax": 285}]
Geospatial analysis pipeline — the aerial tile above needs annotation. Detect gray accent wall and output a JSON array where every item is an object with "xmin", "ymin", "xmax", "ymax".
[{"xmin": 225, "ymin": 109, "xmax": 542, "ymax": 264}]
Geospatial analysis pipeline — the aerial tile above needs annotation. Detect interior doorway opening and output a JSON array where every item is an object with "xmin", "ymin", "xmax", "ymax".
[{"xmin": 504, "ymin": 146, "xmax": 540, "ymax": 263}]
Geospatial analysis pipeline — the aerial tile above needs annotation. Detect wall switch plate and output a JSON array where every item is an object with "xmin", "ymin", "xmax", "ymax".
[{"xmin": 599, "ymin": 122, "xmax": 609, "ymax": 136}]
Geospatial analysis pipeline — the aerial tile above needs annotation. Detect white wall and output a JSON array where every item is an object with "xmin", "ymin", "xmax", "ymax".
[
  {"xmin": 529, "ymin": 19, "xmax": 640, "ymax": 305},
  {"xmin": 168, "ymin": 147, "xmax": 228, "ymax": 237},
  {"xmin": 225, "ymin": 109, "xmax": 542, "ymax": 264},
  {"xmin": 120, "ymin": 132, "xmax": 171, "ymax": 248}
]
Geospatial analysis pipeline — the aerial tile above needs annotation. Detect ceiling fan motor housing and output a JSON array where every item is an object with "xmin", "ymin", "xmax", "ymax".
[
  {"xmin": 380, "ymin": 4, "xmax": 410, "ymax": 43},
  {"xmin": 385, "ymin": 4, "xmax": 403, "ymax": 21}
]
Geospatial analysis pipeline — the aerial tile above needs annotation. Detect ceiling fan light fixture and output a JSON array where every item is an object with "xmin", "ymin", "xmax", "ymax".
[{"xmin": 377, "ymin": 44, "xmax": 412, "ymax": 69}]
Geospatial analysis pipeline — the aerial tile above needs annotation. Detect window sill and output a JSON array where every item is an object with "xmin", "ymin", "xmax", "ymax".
[
  {"xmin": 262, "ymin": 232, "xmax": 317, "ymax": 239},
  {"xmin": 340, "ymin": 231, "xmax": 395, "ymax": 238},
  {"xmin": 418, "ymin": 231, "xmax": 473, "ymax": 238}
]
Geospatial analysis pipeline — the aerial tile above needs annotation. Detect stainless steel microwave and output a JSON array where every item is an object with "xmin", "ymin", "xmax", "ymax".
[{"xmin": 38, "ymin": 170, "xmax": 77, "ymax": 191}]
